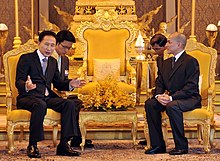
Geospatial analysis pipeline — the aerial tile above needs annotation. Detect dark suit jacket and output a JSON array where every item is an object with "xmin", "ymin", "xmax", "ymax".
[
  {"xmin": 154, "ymin": 51, "xmax": 201, "ymax": 109},
  {"xmin": 16, "ymin": 50, "xmax": 70, "ymax": 99},
  {"xmin": 60, "ymin": 55, "xmax": 69, "ymax": 80}
]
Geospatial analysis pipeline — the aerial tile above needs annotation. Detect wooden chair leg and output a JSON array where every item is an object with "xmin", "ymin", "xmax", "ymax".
[
  {"xmin": 19, "ymin": 125, "xmax": 24, "ymax": 142},
  {"xmin": 197, "ymin": 124, "xmax": 203, "ymax": 144},
  {"xmin": 210, "ymin": 123, "xmax": 216, "ymax": 148},
  {"xmin": 7, "ymin": 122, "xmax": 15, "ymax": 154},
  {"xmin": 131, "ymin": 120, "xmax": 138, "ymax": 150},
  {"xmin": 52, "ymin": 125, "xmax": 58, "ymax": 147},
  {"xmin": 203, "ymin": 123, "xmax": 211, "ymax": 153},
  {"xmin": 162, "ymin": 121, "xmax": 168, "ymax": 146}
]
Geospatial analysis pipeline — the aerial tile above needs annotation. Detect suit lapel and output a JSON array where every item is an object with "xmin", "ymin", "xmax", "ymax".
[
  {"xmin": 168, "ymin": 52, "xmax": 186, "ymax": 80},
  {"xmin": 60, "ymin": 56, "xmax": 64, "ymax": 78},
  {"xmin": 47, "ymin": 56, "xmax": 55, "ymax": 79}
]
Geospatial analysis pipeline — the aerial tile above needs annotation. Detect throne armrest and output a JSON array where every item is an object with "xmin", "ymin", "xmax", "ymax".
[
  {"xmin": 126, "ymin": 60, "xmax": 136, "ymax": 86},
  {"xmin": 207, "ymin": 83, "xmax": 215, "ymax": 112}
]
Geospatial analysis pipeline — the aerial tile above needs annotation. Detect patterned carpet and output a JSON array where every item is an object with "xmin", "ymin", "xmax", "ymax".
[{"xmin": 0, "ymin": 139, "xmax": 220, "ymax": 161}]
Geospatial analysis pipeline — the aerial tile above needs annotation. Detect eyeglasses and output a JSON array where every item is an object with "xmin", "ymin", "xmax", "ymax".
[{"xmin": 60, "ymin": 43, "xmax": 73, "ymax": 50}]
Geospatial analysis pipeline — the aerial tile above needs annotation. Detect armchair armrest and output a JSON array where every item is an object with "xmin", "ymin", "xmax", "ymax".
[
  {"xmin": 6, "ymin": 92, "xmax": 13, "ymax": 115},
  {"xmin": 147, "ymin": 87, "xmax": 155, "ymax": 99},
  {"xmin": 207, "ymin": 83, "xmax": 215, "ymax": 112}
]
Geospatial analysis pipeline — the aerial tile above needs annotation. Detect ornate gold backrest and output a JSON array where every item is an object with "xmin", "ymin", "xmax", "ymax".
[
  {"xmin": 3, "ymin": 39, "xmax": 38, "ymax": 112},
  {"xmin": 76, "ymin": 9, "xmax": 137, "ymax": 83},
  {"xmin": 185, "ymin": 39, "xmax": 217, "ymax": 105}
]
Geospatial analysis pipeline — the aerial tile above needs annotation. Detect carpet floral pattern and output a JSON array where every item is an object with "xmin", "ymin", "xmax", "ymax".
[{"xmin": 0, "ymin": 139, "xmax": 220, "ymax": 160}]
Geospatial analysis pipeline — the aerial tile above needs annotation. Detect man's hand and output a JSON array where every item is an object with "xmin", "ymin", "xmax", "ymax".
[
  {"xmin": 25, "ymin": 75, "xmax": 36, "ymax": 91},
  {"xmin": 70, "ymin": 78, "xmax": 86, "ymax": 88},
  {"xmin": 156, "ymin": 93, "xmax": 171, "ymax": 106}
]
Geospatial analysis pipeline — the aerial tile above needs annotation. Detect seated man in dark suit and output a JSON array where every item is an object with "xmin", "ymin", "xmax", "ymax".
[
  {"xmin": 16, "ymin": 30, "xmax": 86, "ymax": 158},
  {"xmin": 54, "ymin": 30, "xmax": 93, "ymax": 148},
  {"xmin": 144, "ymin": 32, "xmax": 201, "ymax": 155}
]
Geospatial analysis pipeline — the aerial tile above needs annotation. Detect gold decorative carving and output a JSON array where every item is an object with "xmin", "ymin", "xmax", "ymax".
[
  {"xmin": 155, "ymin": 15, "xmax": 177, "ymax": 37},
  {"xmin": 76, "ymin": 9, "xmax": 137, "ymax": 84},
  {"xmin": 40, "ymin": 14, "xmax": 60, "ymax": 33},
  {"xmin": 76, "ymin": 9, "xmax": 137, "ymax": 57},
  {"xmin": 54, "ymin": 5, "xmax": 74, "ymax": 30},
  {"xmin": 137, "ymin": 5, "xmax": 162, "ymax": 37},
  {"xmin": 79, "ymin": 110, "xmax": 138, "ymax": 151},
  {"xmin": 179, "ymin": 21, "xmax": 190, "ymax": 33},
  {"xmin": 75, "ymin": 0, "xmax": 136, "ymax": 16},
  {"xmin": 74, "ymin": 0, "xmax": 137, "ymax": 22}
]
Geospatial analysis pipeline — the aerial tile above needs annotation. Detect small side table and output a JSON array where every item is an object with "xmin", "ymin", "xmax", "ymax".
[
  {"xmin": 136, "ymin": 60, "xmax": 157, "ymax": 104},
  {"xmin": 79, "ymin": 109, "xmax": 138, "ymax": 151}
]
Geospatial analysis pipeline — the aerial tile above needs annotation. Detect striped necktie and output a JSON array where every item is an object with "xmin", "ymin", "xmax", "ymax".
[{"xmin": 42, "ymin": 57, "xmax": 48, "ymax": 75}]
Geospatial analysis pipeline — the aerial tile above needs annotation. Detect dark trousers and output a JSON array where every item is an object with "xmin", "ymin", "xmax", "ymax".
[
  {"xmin": 17, "ymin": 95, "xmax": 82, "ymax": 143},
  {"xmin": 145, "ymin": 98, "xmax": 189, "ymax": 150}
]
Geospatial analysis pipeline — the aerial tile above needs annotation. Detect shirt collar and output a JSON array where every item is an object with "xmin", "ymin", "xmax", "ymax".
[
  {"xmin": 37, "ymin": 49, "xmax": 48, "ymax": 61},
  {"xmin": 174, "ymin": 50, "xmax": 184, "ymax": 62}
]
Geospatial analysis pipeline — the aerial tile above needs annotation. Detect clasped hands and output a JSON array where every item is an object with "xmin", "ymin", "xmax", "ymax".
[
  {"xmin": 156, "ymin": 92, "xmax": 172, "ymax": 106},
  {"xmin": 25, "ymin": 75, "xmax": 86, "ymax": 91}
]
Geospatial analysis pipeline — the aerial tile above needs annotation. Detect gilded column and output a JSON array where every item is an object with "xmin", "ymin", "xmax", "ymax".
[
  {"xmin": 177, "ymin": 0, "xmax": 180, "ymax": 32},
  {"xmin": 189, "ymin": 0, "xmax": 197, "ymax": 41},
  {"xmin": 31, "ymin": 0, "xmax": 34, "ymax": 39},
  {"xmin": 13, "ymin": 0, "xmax": 22, "ymax": 48}
]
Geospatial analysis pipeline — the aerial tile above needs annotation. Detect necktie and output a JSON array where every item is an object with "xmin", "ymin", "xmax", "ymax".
[
  {"xmin": 172, "ymin": 57, "xmax": 176, "ymax": 68},
  {"xmin": 42, "ymin": 58, "xmax": 49, "ymax": 96},
  {"xmin": 42, "ymin": 58, "xmax": 48, "ymax": 75}
]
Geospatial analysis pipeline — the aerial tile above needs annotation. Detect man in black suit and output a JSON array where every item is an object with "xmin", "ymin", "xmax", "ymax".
[
  {"xmin": 16, "ymin": 30, "xmax": 86, "ymax": 158},
  {"xmin": 139, "ymin": 34, "xmax": 168, "ymax": 145},
  {"xmin": 54, "ymin": 30, "xmax": 93, "ymax": 148},
  {"xmin": 144, "ymin": 32, "xmax": 201, "ymax": 155},
  {"xmin": 54, "ymin": 30, "xmax": 74, "ymax": 81}
]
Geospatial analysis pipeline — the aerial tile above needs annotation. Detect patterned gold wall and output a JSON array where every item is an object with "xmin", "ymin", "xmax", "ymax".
[
  {"xmin": 0, "ymin": 0, "xmax": 36, "ymax": 52},
  {"xmin": 0, "ymin": 0, "xmax": 15, "ymax": 52},
  {"xmin": 180, "ymin": 0, "xmax": 220, "ymax": 52},
  {"xmin": 0, "ymin": 0, "xmax": 219, "ymax": 53}
]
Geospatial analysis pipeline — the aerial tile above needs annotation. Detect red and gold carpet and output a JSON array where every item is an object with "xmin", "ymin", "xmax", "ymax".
[{"xmin": 0, "ymin": 139, "xmax": 220, "ymax": 160}]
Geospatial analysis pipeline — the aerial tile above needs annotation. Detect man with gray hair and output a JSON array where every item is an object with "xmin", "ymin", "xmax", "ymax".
[{"xmin": 144, "ymin": 32, "xmax": 201, "ymax": 155}]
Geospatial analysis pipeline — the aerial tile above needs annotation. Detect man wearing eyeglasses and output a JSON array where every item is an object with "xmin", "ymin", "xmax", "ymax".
[
  {"xmin": 55, "ymin": 30, "xmax": 74, "ymax": 80},
  {"xmin": 54, "ymin": 30, "xmax": 94, "ymax": 148}
]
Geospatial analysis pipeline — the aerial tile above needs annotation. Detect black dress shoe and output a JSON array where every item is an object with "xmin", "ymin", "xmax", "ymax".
[
  {"xmin": 85, "ymin": 139, "xmax": 92, "ymax": 144},
  {"xmin": 71, "ymin": 137, "xmax": 94, "ymax": 148},
  {"xmin": 145, "ymin": 146, "xmax": 166, "ymax": 154},
  {"xmin": 56, "ymin": 143, "xmax": 81, "ymax": 156},
  {"xmin": 169, "ymin": 148, "xmax": 188, "ymax": 155},
  {"xmin": 138, "ymin": 139, "xmax": 147, "ymax": 145},
  {"xmin": 27, "ymin": 145, "xmax": 41, "ymax": 158}
]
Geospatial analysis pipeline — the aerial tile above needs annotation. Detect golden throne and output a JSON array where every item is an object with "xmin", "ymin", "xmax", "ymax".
[
  {"xmin": 76, "ymin": 9, "xmax": 137, "ymax": 102},
  {"xmin": 144, "ymin": 39, "xmax": 217, "ymax": 153},
  {"xmin": 3, "ymin": 39, "xmax": 61, "ymax": 153}
]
